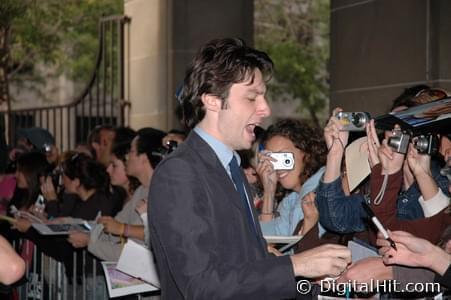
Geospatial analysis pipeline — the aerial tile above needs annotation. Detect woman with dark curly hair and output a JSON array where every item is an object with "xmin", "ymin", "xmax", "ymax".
[{"xmin": 257, "ymin": 119, "xmax": 327, "ymax": 237}]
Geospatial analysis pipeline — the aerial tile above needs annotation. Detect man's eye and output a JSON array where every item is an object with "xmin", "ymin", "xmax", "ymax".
[{"xmin": 247, "ymin": 98, "xmax": 256, "ymax": 102}]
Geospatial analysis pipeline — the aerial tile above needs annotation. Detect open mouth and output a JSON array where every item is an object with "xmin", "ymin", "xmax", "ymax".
[{"xmin": 245, "ymin": 123, "xmax": 260, "ymax": 140}]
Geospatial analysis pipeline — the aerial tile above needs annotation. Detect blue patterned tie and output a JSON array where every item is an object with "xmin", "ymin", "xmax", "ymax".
[{"xmin": 229, "ymin": 156, "xmax": 257, "ymax": 235}]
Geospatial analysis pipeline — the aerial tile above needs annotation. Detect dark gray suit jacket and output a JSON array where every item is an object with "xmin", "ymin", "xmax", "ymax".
[{"xmin": 148, "ymin": 131, "xmax": 297, "ymax": 299}]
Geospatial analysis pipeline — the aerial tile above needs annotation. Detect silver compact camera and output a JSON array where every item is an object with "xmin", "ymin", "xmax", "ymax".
[
  {"xmin": 388, "ymin": 131, "xmax": 410, "ymax": 154},
  {"xmin": 335, "ymin": 112, "xmax": 371, "ymax": 131},
  {"xmin": 269, "ymin": 152, "xmax": 295, "ymax": 170},
  {"xmin": 413, "ymin": 134, "xmax": 439, "ymax": 155}
]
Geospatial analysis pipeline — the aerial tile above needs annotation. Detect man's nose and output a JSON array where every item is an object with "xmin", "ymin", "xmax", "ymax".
[{"xmin": 258, "ymin": 97, "xmax": 271, "ymax": 118}]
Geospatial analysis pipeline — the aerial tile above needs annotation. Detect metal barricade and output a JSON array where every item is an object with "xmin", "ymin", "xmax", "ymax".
[{"xmin": 9, "ymin": 240, "xmax": 158, "ymax": 300}]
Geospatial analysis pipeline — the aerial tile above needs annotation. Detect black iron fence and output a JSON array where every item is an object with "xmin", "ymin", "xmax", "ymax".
[
  {"xmin": 7, "ymin": 240, "xmax": 159, "ymax": 300},
  {"xmin": 3, "ymin": 15, "xmax": 131, "ymax": 151}
]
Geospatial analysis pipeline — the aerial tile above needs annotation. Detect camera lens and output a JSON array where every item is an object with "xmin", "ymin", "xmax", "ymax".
[
  {"xmin": 414, "ymin": 136, "xmax": 428, "ymax": 153},
  {"xmin": 284, "ymin": 159, "xmax": 291, "ymax": 165},
  {"xmin": 388, "ymin": 136, "xmax": 400, "ymax": 149},
  {"xmin": 352, "ymin": 113, "xmax": 367, "ymax": 127}
]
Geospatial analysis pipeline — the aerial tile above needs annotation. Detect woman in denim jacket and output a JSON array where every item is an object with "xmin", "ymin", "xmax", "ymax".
[{"xmin": 257, "ymin": 119, "xmax": 327, "ymax": 237}]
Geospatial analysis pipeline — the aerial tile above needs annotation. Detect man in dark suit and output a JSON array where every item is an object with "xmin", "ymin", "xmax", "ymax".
[{"xmin": 148, "ymin": 38, "xmax": 351, "ymax": 299}]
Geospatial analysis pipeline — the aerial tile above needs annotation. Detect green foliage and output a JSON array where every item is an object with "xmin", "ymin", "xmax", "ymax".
[
  {"xmin": 255, "ymin": 0, "xmax": 330, "ymax": 126},
  {"xmin": 0, "ymin": 0, "xmax": 26, "ymax": 29},
  {"xmin": 2, "ymin": 0, "xmax": 123, "ymax": 90}
]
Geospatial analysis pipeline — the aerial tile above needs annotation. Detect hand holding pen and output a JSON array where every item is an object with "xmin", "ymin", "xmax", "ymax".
[
  {"xmin": 375, "ymin": 230, "xmax": 449, "ymax": 276},
  {"xmin": 361, "ymin": 201, "xmax": 397, "ymax": 251}
]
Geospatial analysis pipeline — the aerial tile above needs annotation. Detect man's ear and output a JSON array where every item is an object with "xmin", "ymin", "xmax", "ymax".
[{"xmin": 201, "ymin": 94, "xmax": 221, "ymax": 112}]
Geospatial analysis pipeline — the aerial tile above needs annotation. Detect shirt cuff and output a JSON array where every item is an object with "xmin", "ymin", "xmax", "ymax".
[{"xmin": 418, "ymin": 188, "xmax": 450, "ymax": 217}]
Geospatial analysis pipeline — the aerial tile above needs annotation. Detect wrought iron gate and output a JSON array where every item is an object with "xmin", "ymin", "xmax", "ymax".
[{"xmin": 4, "ymin": 15, "xmax": 130, "ymax": 151}]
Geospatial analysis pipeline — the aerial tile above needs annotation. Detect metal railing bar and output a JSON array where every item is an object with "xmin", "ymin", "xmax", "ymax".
[
  {"xmin": 72, "ymin": 252, "xmax": 76, "ymax": 299},
  {"xmin": 103, "ymin": 21, "xmax": 108, "ymax": 122},
  {"xmin": 110, "ymin": 20, "xmax": 115, "ymax": 125},
  {"xmin": 5, "ymin": 16, "xmax": 129, "ymax": 151}
]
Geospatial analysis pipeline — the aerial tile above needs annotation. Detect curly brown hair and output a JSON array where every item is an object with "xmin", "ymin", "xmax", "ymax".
[
  {"xmin": 264, "ymin": 119, "xmax": 327, "ymax": 185},
  {"xmin": 179, "ymin": 38, "xmax": 273, "ymax": 129}
]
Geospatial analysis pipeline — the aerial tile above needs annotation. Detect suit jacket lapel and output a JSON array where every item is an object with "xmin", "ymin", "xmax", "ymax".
[
  {"xmin": 185, "ymin": 132, "xmax": 267, "ymax": 254},
  {"xmin": 185, "ymin": 132, "xmax": 248, "ymax": 213}
]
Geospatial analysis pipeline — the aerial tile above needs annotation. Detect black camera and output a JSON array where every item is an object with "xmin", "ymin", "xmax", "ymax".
[
  {"xmin": 165, "ymin": 140, "xmax": 178, "ymax": 154},
  {"xmin": 387, "ymin": 131, "xmax": 410, "ymax": 154},
  {"xmin": 413, "ymin": 134, "xmax": 439, "ymax": 155},
  {"xmin": 151, "ymin": 141, "xmax": 178, "ymax": 161},
  {"xmin": 41, "ymin": 143, "xmax": 52, "ymax": 154},
  {"xmin": 335, "ymin": 112, "xmax": 371, "ymax": 131}
]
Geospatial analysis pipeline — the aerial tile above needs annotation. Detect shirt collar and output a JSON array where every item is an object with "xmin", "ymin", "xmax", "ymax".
[{"xmin": 193, "ymin": 127, "xmax": 241, "ymax": 170}]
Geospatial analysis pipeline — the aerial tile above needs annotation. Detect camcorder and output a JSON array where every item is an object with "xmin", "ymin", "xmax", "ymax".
[{"xmin": 335, "ymin": 112, "xmax": 371, "ymax": 131}]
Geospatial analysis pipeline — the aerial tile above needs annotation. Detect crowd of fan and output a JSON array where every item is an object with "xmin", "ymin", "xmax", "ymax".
[{"xmin": 0, "ymin": 83, "xmax": 449, "ymax": 298}]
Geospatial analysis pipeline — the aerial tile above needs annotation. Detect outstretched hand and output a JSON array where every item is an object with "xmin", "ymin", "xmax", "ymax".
[
  {"xmin": 291, "ymin": 244, "xmax": 351, "ymax": 278},
  {"xmin": 376, "ymin": 231, "xmax": 450, "ymax": 275}
]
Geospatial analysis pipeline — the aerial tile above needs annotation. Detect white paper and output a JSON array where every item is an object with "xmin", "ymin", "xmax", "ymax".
[
  {"xmin": 348, "ymin": 240, "xmax": 379, "ymax": 262},
  {"xmin": 345, "ymin": 137, "xmax": 371, "ymax": 192},
  {"xmin": 32, "ymin": 222, "xmax": 91, "ymax": 235},
  {"xmin": 116, "ymin": 239, "xmax": 160, "ymax": 288},
  {"xmin": 101, "ymin": 261, "xmax": 157, "ymax": 298}
]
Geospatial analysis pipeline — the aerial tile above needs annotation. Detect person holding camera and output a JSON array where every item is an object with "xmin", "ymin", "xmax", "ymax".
[
  {"xmin": 334, "ymin": 129, "xmax": 450, "ymax": 296},
  {"xmin": 316, "ymin": 110, "xmax": 449, "ymax": 239},
  {"xmin": 256, "ymin": 119, "xmax": 327, "ymax": 239},
  {"xmin": 366, "ymin": 130, "xmax": 450, "ymax": 244}
]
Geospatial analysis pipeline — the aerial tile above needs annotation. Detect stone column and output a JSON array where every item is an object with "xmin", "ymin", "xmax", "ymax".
[
  {"xmin": 125, "ymin": 0, "xmax": 169, "ymax": 130},
  {"xmin": 169, "ymin": 0, "xmax": 254, "ymax": 129},
  {"xmin": 125, "ymin": 0, "xmax": 254, "ymax": 131},
  {"xmin": 330, "ymin": 0, "xmax": 451, "ymax": 116}
]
